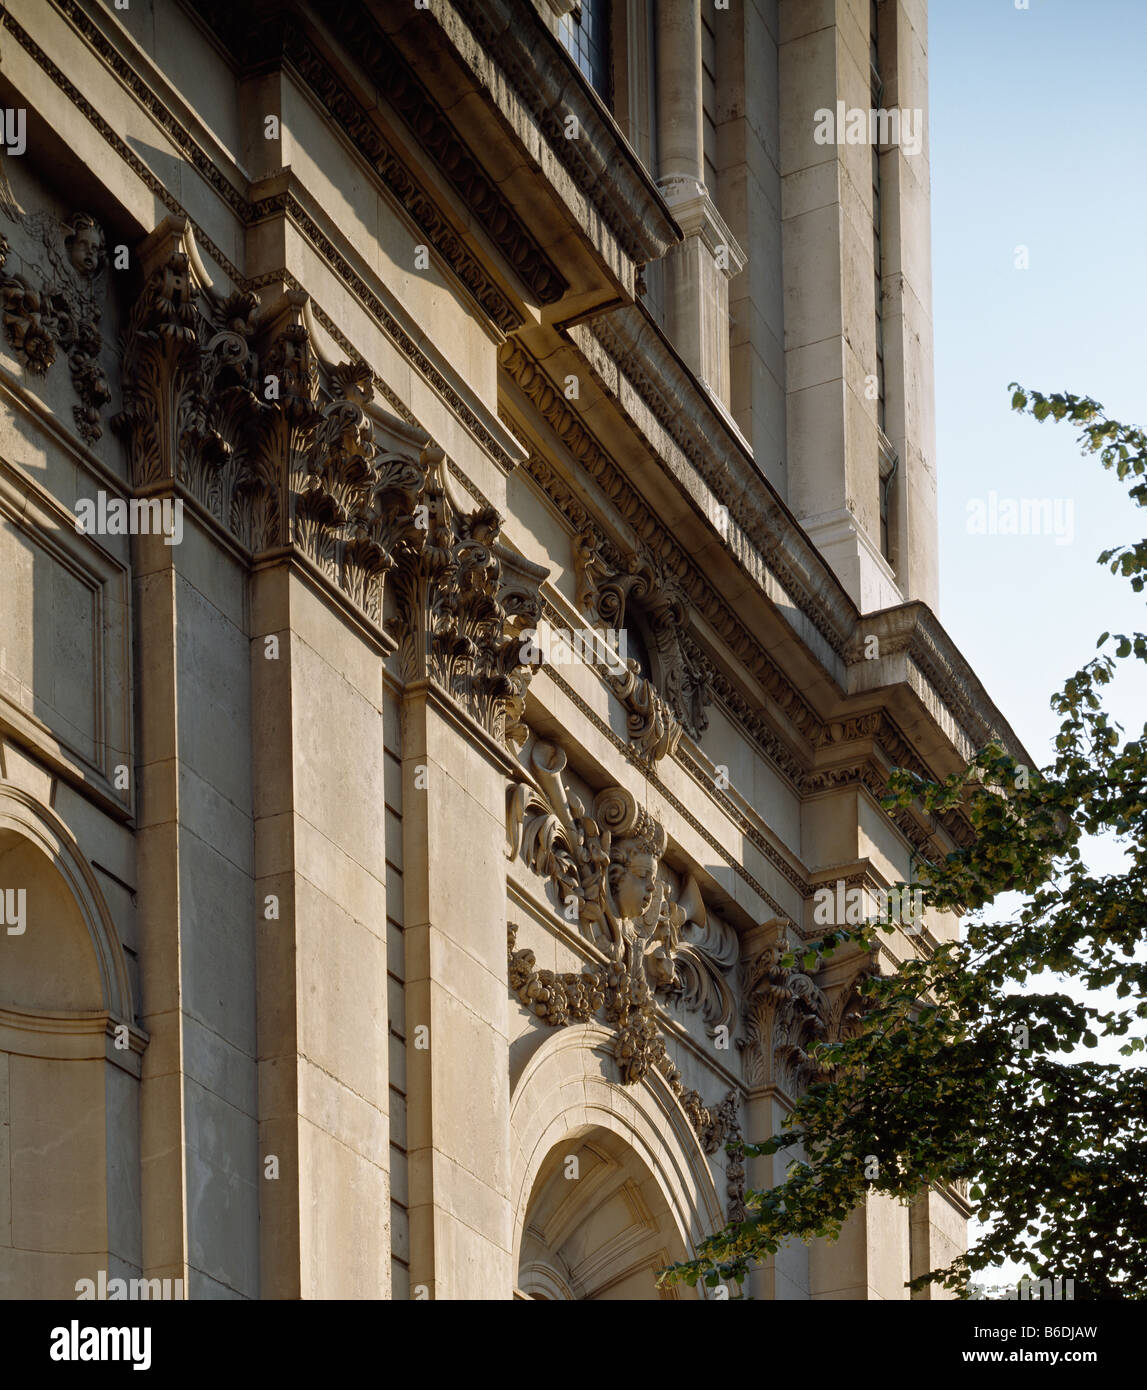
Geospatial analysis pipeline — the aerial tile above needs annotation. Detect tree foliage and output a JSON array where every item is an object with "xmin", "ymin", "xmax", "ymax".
[{"xmin": 659, "ymin": 388, "xmax": 1147, "ymax": 1299}]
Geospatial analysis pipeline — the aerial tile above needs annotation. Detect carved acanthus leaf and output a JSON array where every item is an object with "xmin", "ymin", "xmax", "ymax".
[
  {"xmin": 672, "ymin": 876, "xmax": 739, "ymax": 1038},
  {"xmin": 114, "ymin": 219, "xmax": 540, "ymax": 665},
  {"xmin": 739, "ymin": 929, "xmax": 830, "ymax": 1097},
  {"xmin": 387, "ymin": 453, "xmax": 547, "ymax": 748},
  {"xmin": 604, "ymin": 657, "xmax": 683, "ymax": 763}
]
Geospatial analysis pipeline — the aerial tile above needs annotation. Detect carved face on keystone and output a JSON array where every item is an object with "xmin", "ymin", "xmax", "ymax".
[
  {"xmin": 611, "ymin": 847, "xmax": 657, "ymax": 922},
  {"xmin": 65, "ymin": 218, "xmax": 104, "ymax": 277}
]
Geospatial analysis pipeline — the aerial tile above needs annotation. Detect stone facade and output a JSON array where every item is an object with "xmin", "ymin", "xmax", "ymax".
[{"xmin": 0, "ymin": 0, "xmax": 1015, "ymax": 1299}]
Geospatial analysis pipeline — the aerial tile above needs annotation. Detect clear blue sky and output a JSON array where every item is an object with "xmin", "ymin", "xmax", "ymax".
[{"xmin": 931, "ymin": 0, "xmax": 1147, "ymax": 763}]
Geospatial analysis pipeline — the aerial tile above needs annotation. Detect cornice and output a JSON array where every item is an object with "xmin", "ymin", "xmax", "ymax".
[
  {"xmin": 845, "ymin": 603, "xmax": 1031, "ymax": 769},
  {"xmin": 583, "ymin": 308, "xmax": 855, "ymax": 659},
  {"xmin": 573, "ymin": 311, "xmax": 1028, "ymax": 784},
  {"xmin": 908, "ymin": 611, "xmax": 1017, "ymax": 755},
  {"xmin": 303, "ymin": 2, "xmax": 568, "ymax": 308},
  {"xmin": 498, "ymin": 343, "xmax": 825, "ymax": 746},
  {"xmin": 432, "ymin": 0, "xmax": 680, "ymax": 267},
  {"xmin": 679, "ymin": 633, "xmax": 808, "ymax": 787},
  {"xmin": 504, "ymin": 328, "xmax": 1022, "ymax": 854},
  {"xmin": 281, "ymin": 24, "xmax": 526, "ymax": 333},
  {"xmin": 36, "ymin": 0, "xmax": 1006, "ymax": 880},
  {"xmin": 501, "ymin": 369, "xmax": 981, "ymax": 860}
]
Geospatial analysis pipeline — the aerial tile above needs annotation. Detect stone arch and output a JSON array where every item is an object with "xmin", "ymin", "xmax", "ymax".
[
  {"xmin": 0, "ymin": 784, "xmax": 133, "ymax": 1020},
  {"xmin": 510, "ymin": 1023, "xmax": 724, "ymax": 1299},
  {"xmin": 0, "ymin": 782, "xmax": 142, "ymax": 1298}
]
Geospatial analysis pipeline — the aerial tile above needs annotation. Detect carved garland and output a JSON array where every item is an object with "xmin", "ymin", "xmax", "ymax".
[
  {"xmin": 508, "ymin": 923, "xmax": 745, "ymax": 1219},
  {"xmin": 0, "ymin": 210, "xmax": 112, "ymax": 442}
]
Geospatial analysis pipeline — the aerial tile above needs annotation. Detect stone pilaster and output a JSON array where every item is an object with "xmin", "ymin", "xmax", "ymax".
[
  {"xmin": 654, "ymin": 0, "xmax": 745, "ymax": 406},
  {"xmin": 401, "ymin": 685, "xmax": 520, "ymax": 1299}
]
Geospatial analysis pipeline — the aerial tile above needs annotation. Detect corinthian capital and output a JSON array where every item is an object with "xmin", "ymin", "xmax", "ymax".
[{"xmin": 739, "ymin": 920, "xmax": 829, "ymax": 1098}]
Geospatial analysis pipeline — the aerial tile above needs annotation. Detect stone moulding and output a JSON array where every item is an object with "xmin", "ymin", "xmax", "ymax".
[
  {"xmin": 281, "ymin": 25, "xmax": 525, "ymax": 334},
  {"xmin": 311, "ymin": 1, "xmax": 568, "ymax": 309},
  {"xmin": 537, "ymin": 663, "xmax": 793, "ymax": 919},
  {"xmin": 501, "ymin": 361, "xmax": 981, "ymax": 858},
  {"xmin": 248, "ymin": 188, "xmax": 520, "ymax": 473},
  {"xmin": 29, "ymin": 0, "xmax": 1015, "ymax": 829}
]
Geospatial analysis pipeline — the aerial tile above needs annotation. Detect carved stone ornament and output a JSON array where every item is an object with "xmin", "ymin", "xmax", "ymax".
[
  {"xmin": 575, "ymin": 530, "xmax": 713, "ymax": 742},
  {"xmin": 507, "ymin": 740, "xmax": 736, "ymax": 1075},
  {"xmin": 388, "ymin": 455, "xmax": 547, "ymax": 749},
  {"xmin": 739, "ymin": 924, "xmax": 831, "ymax": 1098},
  {"xmin": 739, "ymin": 925, "xmax": 880, "ymax": 1098},
  {"xmin": 111, "ymin": 218, "xmax": 547, "ymax": 748},
  {"xmin": 508, "ymin": 920, "xmax": 743, "ymax": 1212},
  {"xmin": 601, "ymin": 647, "xmax": 682, "ymax": 764},
  {"xmin": 0, "ymin": 195, "xmax": 111, "ymax": 441}
]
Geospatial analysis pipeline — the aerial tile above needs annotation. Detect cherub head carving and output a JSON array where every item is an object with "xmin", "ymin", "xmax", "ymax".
[
  {"xmin": 63, "ymin": 213, "xmax": 105, "ymax": 278},
  {"xmin": 609, "ymin": 841, "xmax": 659, "ymax": 923}
]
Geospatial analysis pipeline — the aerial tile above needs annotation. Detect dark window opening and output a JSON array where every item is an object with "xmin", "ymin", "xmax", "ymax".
[{"xmin": 558, "ymin": 0, "xmax": 613, "ymax": 106}]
